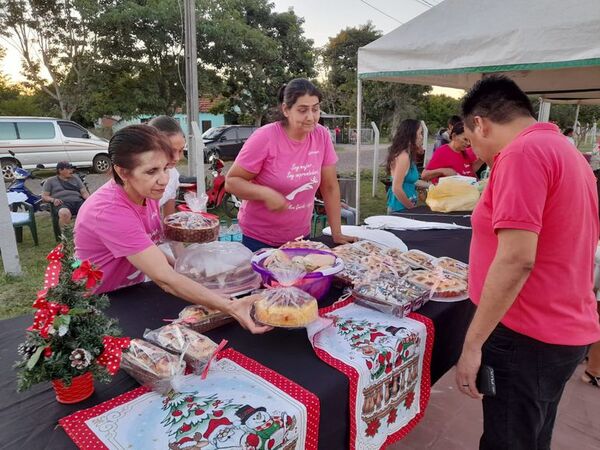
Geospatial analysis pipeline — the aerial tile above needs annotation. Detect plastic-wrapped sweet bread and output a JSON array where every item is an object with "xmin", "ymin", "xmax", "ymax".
[
  {"xmin": 252, "ymin": 264, "xmax": 318, "ymax": 328},
  {"xmin": 121, "ymin": 339, "xmax": 186, "ymax": 393},
  {"xmin": 164, "ymin": 211, "xmax": 220, "ymax": 243},
  {"xmin": 143, "ymin": 324, "xmax": 218, "ymax": 373},
  {"xmin": 253, "ymin": 287, "xmax": 318, "ymax": 328},
  {"xmin": 175, "ymin": 304, "xmax": 234, "ymax": 333}
]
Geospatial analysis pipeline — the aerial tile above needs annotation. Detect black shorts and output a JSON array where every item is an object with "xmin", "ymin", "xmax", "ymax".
[{"xmin": 60, "ymin": 200, "xmax": 84, "ymax": 216}]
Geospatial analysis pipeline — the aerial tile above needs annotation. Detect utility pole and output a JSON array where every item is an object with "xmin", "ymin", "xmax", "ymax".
[{"xmin": 184, "ymin": 0, "xmax": 200, "ymax": 178}]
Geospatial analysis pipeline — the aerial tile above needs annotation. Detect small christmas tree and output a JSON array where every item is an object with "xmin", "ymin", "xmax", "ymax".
[{"xmin": 14, "ymin": 228, "xmax": 129, "ymax": 392}]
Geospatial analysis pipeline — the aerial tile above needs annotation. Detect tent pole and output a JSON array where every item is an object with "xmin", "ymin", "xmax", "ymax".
[
  {"xmin": 0, "ymin": 179, "xmax": 22, "ymax": 275},
  {"xmin": 371, "ymin": 121, "xmax": 379, "ymax": 198},
  {"xmin": 356, "ymin": 78, "xmax": 362, "ymax": 224},
  {"xmin": 573, "ymin": 103, "xmax": 581, "ymax": 135}
]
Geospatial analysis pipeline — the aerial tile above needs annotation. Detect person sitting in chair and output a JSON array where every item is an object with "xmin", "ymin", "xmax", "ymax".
[{"xmin": 42, "ymin": 161, "xmax": 90, "ymax": 227}]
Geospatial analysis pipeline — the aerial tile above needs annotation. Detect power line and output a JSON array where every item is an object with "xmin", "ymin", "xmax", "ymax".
[{"xmin": 358, "ymin": 0, "xmax": 404, "ymax": 24}]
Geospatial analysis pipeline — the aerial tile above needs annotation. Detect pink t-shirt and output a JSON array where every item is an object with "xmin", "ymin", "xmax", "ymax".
[
  {"xmin": 469, "ymin": 122, "xmax": 600, "ymax": 345},
  {"xmin": 235, "ymin": 122, "xmax": 338, "ymax": 246},
  {"xmin": 74, "ymin": 180, "xmax": 163, "ymax": 294},
  {"xmin": 426, "ymin": 144, "xmax": 477, "ymax": 183}
]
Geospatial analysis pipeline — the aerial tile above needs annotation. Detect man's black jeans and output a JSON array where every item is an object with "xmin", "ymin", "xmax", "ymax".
[{"xmin": 479, "ymin": 323, "xmax": 587, "ymax": 450}]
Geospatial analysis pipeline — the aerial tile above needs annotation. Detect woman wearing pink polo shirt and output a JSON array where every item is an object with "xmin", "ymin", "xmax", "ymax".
[
  {"xmin": 225, "ymin": 78, "xmax": 356, "ymax": 251},
  {"xmin": 421, "ymin": 121, "xmax": 483, "ymax": 184},
  {"xmin": 74, "ymin": 125, "xmax": 269, "ymax": 334}
]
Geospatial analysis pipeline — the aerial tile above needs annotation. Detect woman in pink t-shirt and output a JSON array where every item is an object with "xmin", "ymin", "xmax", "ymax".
[
  {"xmin": 225, "ymin": 78, "xmax": 356, "ymax": 251},
  {"xmin": 422, "ymin": 121, "xmax": 483, "ymax": 184},
  {"xmin": 74, "ymin": 125, "xmax": 269, "ymax": 334}
]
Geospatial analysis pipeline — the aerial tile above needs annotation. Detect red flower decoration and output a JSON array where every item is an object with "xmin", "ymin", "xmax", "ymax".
[
  {"xmin": 405, "ymin": 390, "xmax": 415, "ymax": 409},
  {"xmin": 365, "ymin": 418, "xmax": 380, "ymax": 437},
  {"xmin": 43, "ymin": 346, "xmax": 53, "ymax": 357},
  {"xmin": 72, "ymin": 260, "xmax": 103, "ymax": 290},
  {"xmin": 96, "ymin": 336, "xmax": 131, "ymax": 375},
  {"xmin": 387, "ymin": 408, "xmax": 398, "ymax": 424}
]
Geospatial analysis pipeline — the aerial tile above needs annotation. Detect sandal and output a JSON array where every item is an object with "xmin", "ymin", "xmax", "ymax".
[{"xmin": 581, "ymin": 370, "xmax": 600, "ymax": 387}]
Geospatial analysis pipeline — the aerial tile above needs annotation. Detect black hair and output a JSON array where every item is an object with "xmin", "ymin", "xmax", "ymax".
[
  {"xmin": 448, "ymin": 115, "xmax": 462, "ymax": 128},
  {"xmin": 386, "ymin": 119, "xmax": 421, "ymax": 174},
  {"xmin": 276, "ymin": 78, "xmax": 322, "ymax": 124},
  {"xmin": 449, "ymin": 121, "xmax": 465, "ymax": 138},
  {"xmin": 148, "ymin": 115, "xmax": 184, "ymax": 136},
  {"xmin": 108, "ymin": 125, "xmax": 173, "ymax": 186},
  {"xmin": 461, "ymin": 75, "xmax": 535, "ymax": 129},
  {"xmin": 563, "ymin": 127, "xmax": 574, "ymax": 136}
]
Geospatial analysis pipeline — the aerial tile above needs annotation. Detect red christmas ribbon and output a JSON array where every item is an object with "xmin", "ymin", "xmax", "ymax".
[
  {"xmin": 27, "ymin": 301, "xmax": 62, "ymax": 338},
  {"xmin": 97, "ymin": 336, "xmax": 131, "ymax": 375},
  {"xmin": 72, "ymin": 260, "xmax": 103, "ymax": 290},
  {"xmin": 43, "ymin": 244, "xmax": 64, "ymax": 289}
]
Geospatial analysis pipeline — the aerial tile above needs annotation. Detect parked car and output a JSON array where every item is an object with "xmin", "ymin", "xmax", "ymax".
[
  {"xmin": 0, "ymin": 117, "xmax": 110, "ymax": 182},
  {"xmin": 184, "ymin": 125, "xmax": 258, "ymax": 163}
]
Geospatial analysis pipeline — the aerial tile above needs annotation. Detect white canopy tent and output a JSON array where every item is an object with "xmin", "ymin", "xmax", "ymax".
[{"xmin": 354, "ymin": 0, "xmax": 600, "ymax": 221}]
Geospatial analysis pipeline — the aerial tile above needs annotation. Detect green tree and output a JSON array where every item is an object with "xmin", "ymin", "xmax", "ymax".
[
  {"xmin": 321, "ymin": 23, "xmax": 430, "ymax": 136},
  {"xmin": 199, "ymin": 0, "xmax": 316, "ymax": 125},
  {"xmin": 0, "ymin": 0, "xmax": 100, "ymax": 119},
  {"xmin": 419, "ymin": 94, "xmax": 461, "ymax": 134}
]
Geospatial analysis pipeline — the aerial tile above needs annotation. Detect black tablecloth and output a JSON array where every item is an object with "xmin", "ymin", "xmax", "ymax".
[{"xmin": 0, "ymin": 215, "xmax": 474, "ymax": 450}]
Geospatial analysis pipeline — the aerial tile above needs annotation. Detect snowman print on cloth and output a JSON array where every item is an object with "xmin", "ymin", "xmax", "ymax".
[{"xmin": 163, "ymin": 390, "xmax": 298, "ymax": 450}]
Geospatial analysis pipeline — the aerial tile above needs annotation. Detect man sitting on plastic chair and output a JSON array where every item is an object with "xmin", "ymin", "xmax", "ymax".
[
  {"xmin": 42, "ymin": 161, "xmax": 90, "ymax": 227},
  {"xmin": 312, "ymin": 193, "xmax": 357, "ymax": 237}
]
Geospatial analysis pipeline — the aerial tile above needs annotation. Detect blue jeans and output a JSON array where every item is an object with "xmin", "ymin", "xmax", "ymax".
[
  {"xmin": 241, "ymin": 235, "xmax": 275, "ymax": 252},
  {"xmin": 479, "ymin": 323, "xmax": 587, "ymax": 450}
]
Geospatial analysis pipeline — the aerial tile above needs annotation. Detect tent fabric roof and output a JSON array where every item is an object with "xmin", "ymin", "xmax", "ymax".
[{"xmin": 357, "ymin": 0, "xmax": 600, "ymax": 96}]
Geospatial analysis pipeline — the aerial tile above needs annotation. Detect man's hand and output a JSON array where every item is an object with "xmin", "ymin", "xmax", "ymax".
[
  {"xmin": 263, "ymin": 189, "xmax": 288, "ymax": 212},
  {"xmin": 455, "ymin": 346, "xmax": 483, "ymax": 399},
  {"xmin": 53, "ymin": 198, "xmax": 63, "ymax": 207},
  {"xmin": 228, "ymin": 295, "xmax": 273, "ymax": 334},
  {"xmin": 332, "ymin": 233, "xmax": 358, "ymax": 244}
]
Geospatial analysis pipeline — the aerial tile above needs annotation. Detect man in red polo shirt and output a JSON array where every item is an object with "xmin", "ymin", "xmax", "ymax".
[{"xmin": 455, "ymin": 76, "xmax": 600, "ymax": 449}]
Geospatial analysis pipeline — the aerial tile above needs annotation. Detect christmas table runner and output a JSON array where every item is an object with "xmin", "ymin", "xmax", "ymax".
[
  {"xmin": 307, "ymin": 299, "xmax": 433, "ymax": 450},
  {"xmin": 60, "ymin": 348, "xmax": 319, "ymax": 450}
]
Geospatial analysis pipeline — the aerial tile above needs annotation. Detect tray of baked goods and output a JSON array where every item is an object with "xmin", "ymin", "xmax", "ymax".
[
  {"xmin": 332, "ymin": 241, "xmax": 411, "ymax": 285},
  {"xmin": 175, "ymin": 241, "xmax": 261, "ymax": 296},
  {"xmin": 352, "ymin": 274, "xmax": 429, "ymax": 317},
  {"xmin": 174, "ymin": 304, "xmax": 233, "ymax": 333},
  {"xmin": 143, "ymin": 324, "xmax": 219, "ymax": 374},
  {"xmin": 121, "ymin": 339, "xmax": 186, "ymax": 394},
  {"xmin": 404, "ymin": 269, "xmax": 469, "ymax": 302}
]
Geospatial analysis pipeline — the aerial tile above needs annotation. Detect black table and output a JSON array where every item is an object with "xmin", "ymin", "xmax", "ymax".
[{"xmin": 0, "ymin": 215, "xmax": 474, "ymax": 450}]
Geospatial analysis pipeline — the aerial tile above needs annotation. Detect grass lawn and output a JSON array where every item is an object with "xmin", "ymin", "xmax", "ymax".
[{"xmin": 0, "ymin": 171, "xmax": 388, "ymax": 321}]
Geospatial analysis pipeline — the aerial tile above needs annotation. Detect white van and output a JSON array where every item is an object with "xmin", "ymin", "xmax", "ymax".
[{"xmin": 0, "ymin": 117, "xmax": 110, "ymax": 181}]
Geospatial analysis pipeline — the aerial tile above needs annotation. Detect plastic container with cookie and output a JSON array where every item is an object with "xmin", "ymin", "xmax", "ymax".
[
  {"xmin": 433, "ymin": 256, "xmax": 468, "ymax": 280},
  {"xmin": 173, "ymin": 304, "xmax": 234, "ymax": 333},
  {"xmin": 121, "ymin": 339, "xmax": 186, "ymax": 394},
  {"xmin": 175, "ymin": 241, "xmax": 261, "ymax": 296},
  {"xmin": 143, "ymin": 324, "xmax": 219, "ymax": 374},
  {"xmin": 352, "ymin": 274, "xmax": 429, "ymax": 317},
  {"xmin": 251, "ymin": 247, "xmax": 344, "ymax": 300},
  {"xmin": 250, "ymin": 263, "xmax": 319, "ymax": 328},
  {"xmin": 404, "ymin": 268, "xmax": 469, "ymax": 302},
  {"xmin": 398, "ymin": 249, "xmax": 437, "ymax": 270}
]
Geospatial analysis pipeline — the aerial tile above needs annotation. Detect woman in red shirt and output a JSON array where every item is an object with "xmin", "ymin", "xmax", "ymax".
[{"xmin": 421, "ymin": 121, "xmax": 483, "ymax": 184}]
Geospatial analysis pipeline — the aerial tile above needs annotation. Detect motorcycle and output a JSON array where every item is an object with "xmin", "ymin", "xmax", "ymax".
[
  {"xmin": 7, "ymin": 166, "xmax": 46, "ymax": 211},
  {"xmin": 7, "ymin": 164, "xmax": 89, "ymax": 212},
  {"xmin": 178, "ymin": 155, "xmax": 241, "ymax": 218}
]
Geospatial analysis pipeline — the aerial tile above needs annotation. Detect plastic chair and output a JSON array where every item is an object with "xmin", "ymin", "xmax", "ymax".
[
  {"xmin": 311, "ymin": 199, "xmax": 328, "ymax": 238},
  {"xmin": 7, "ymin": 192, "xmax": 38, "ymax": 246}
]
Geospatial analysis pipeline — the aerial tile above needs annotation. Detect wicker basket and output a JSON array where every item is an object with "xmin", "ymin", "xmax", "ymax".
[{"xmin": 164, "ymin": 212, "xmax": 220, "ymax": 243}]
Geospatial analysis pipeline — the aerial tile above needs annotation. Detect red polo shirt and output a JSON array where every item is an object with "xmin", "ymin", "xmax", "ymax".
[{"xmin": 469, "ymin": 123, "xmax": 600, "ymax": 345}]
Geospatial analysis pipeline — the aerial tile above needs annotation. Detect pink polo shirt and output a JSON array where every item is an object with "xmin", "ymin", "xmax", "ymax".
[
  {"xmin": 74, "ymin": 180, "xmax": 163, "ymax": 294},
  {"xmin": 426, "ymin": 144, "xmax": 477, "ymax": 183},
  {"xmin": 235, "ymin": 122, "xmax": 338, "ymax": 246},
  {"xmin": 469, "ymin": 123, "xmax": 600, "ymax": 345}
]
